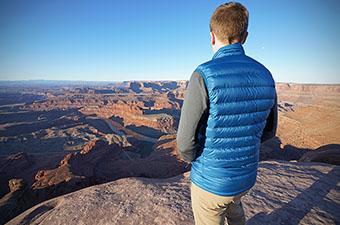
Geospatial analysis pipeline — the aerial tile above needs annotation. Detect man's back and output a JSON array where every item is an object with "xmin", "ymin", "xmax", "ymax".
[{"xmin": 190, "ymin": 43, "xmax": 276, "ymax": 196}]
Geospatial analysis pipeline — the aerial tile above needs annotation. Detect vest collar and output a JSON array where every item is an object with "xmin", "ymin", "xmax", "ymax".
[{"xmin": 212, "ymin": 43, "xmax": 245, "ymax": 59}]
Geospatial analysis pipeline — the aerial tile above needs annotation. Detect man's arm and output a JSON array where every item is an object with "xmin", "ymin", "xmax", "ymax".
[
  {"xmin": 261, "ymin": 91, "xmax": 278, "ymax": 143},
  {"xmin": 176, "ymin": 71, "xmax": 208, "ymax": 162}
]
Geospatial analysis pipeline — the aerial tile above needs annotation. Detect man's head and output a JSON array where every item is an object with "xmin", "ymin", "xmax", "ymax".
[{"xmin": 210, "ymin": 2, "xmax": 249, "ymax": 53}]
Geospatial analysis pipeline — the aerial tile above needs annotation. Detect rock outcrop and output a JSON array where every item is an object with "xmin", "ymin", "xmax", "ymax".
[
  {"xmin": 0, "ymin": 152, "xmax": 65, "ymax": 198},
  {"xmin": 0, "ymin": 136, "xmax": 189, "ymax": 224},
  {"xmin": 299, "ymin": 144, "xmax": 340, "ymax": 165},
  {"xmin": 6, "ymin": 160, "xmax": 340, "ymax": 225}
]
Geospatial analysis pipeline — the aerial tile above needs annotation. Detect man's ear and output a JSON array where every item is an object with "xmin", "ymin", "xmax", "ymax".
[
  {"xmin": 241, "ymin": 31, "xmax": 248, "ymax": 44},
  {"xmin": 210, "ymin": 32, "xmax": 216, "ymax": 46}
]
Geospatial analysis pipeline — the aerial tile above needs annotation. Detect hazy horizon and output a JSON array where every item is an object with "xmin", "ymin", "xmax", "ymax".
[
  {"xmin": 1, "ymin": 0, "xmax": 340, "ymax": 84},
  {"xmin": 0, "ymin": 79, "xmax": 339, "ymax": 86}
]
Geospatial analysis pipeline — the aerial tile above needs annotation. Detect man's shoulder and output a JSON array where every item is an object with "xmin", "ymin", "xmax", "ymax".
[
  {"xmin": 194, "ymin": 54, "xmax": 269, "ymax": 70},
  {"xmin": 195, "ymin": 55, "xmax": 272, "ymax": 78},
  {"xmin": 194, "ymin": 59, "xmax": 215, "ymax": 75},
  {"xmin": 193, "ymin": 59, "xmax": 217, "ymax": 82}
]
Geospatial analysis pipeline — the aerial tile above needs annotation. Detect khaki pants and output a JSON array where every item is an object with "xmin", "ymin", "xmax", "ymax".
[{"xmin": 191, "ymin": 182, "xmax": 248, "ymax": 225}]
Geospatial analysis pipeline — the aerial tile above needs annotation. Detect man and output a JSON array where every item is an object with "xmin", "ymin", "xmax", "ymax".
[{"xmin": 176, "ymin": 2, "xmax": 278, "ymax": 225}]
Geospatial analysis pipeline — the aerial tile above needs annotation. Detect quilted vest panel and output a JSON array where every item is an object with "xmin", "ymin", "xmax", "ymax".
[{"xmin": 190, "ymin": 43, "xmax": 276, "ymax": 196}]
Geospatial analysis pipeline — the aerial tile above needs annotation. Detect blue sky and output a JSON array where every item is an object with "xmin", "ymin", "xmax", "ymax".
[{"xmin": 0, "ymin": 0, "xmax": 339, "ymax": 83}]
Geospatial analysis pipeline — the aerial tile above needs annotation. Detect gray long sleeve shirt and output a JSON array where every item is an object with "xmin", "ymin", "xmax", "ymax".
[{"xmin": 176, "ymin": 71, "xmax": 278, "ymax": 163}]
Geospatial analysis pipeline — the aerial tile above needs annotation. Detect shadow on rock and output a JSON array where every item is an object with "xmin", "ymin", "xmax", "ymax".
[
  {"xmin": 260, "ymin": 136, "xmax": 340, "ymax": 165},
  {"xmin": 247, "ymin": 167, "xmax": 340, "ymax": 225}
]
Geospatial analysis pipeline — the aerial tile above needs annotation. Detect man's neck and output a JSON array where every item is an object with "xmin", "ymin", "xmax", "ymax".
[
  {"xmin": 213, "ymin": 39, "xmax": 243, "ymax": 54},
  {"xmin": 213, "ymin": 41, "xmax": 241, "ymax": 54},
  {"xmin": 213, "ymin": 44, "xmax": 226, "ymax": 54}
]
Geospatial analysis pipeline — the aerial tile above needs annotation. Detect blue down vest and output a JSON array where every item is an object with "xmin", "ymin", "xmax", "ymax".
[{"xmin": 190, "ymin": 43, "xmax": 276, "ymax": 196}]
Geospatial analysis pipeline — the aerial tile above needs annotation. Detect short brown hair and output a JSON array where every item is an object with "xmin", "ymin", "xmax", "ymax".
[{"xmin": 210, "ymin": 2, "xmax": 249, "ymax": 44}]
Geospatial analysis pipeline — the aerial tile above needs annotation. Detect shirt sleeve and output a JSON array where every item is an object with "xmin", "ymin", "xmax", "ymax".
[
  {"xmin": 176, "ymin": 71, "xmax": 209, "ymax": 162},
  {"xmin": 261, "ymin": 91, "xmax": 278, "ymax": 143}
]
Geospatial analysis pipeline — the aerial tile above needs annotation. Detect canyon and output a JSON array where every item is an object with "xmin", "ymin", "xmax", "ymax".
[{"xmin": 0, "ymin": 80, "xmax": 339, "ymax": 224}]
